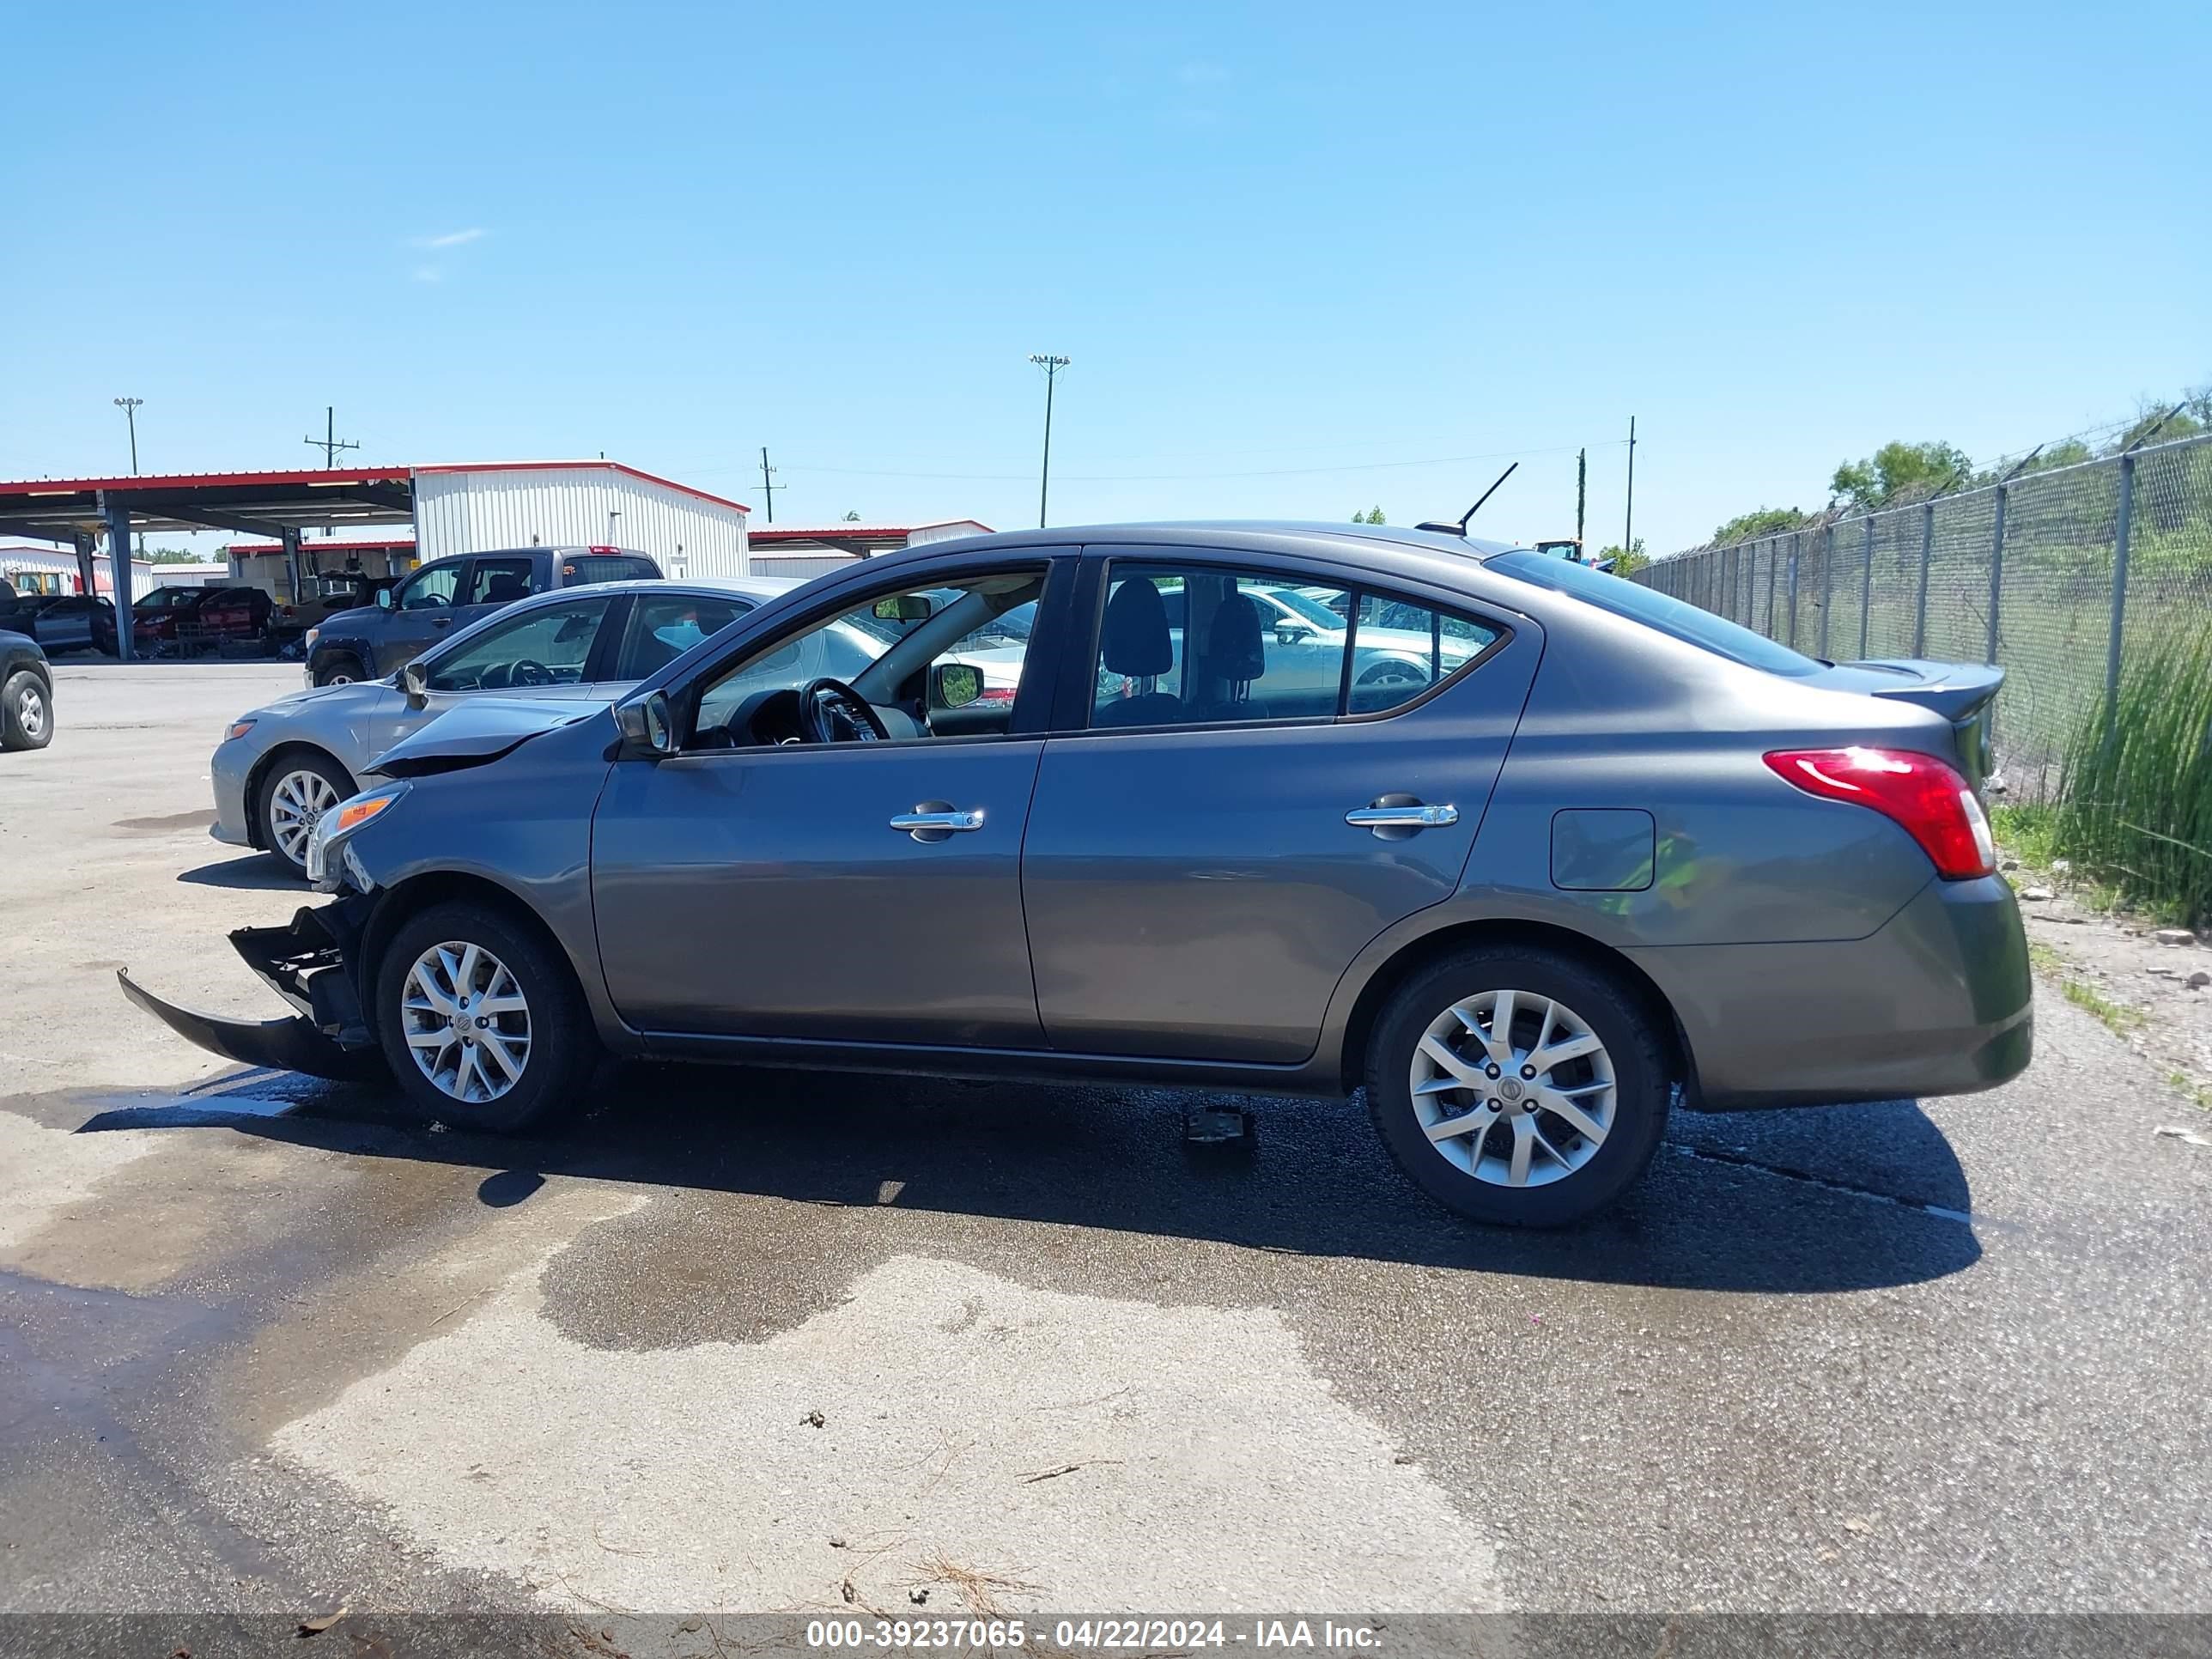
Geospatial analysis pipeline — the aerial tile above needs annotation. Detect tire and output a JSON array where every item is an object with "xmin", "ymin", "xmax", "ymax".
[
  {"xmin": 374, "ymin": 899, "xmax": 595, "ymax": 1133},
  {"xmin": 256, "ymin": 751, "xmax": 354, "ymax": 877},
  {"xmin": 1364, "ymin": 945, "xmax": 1670, "ymax": 1227},
  {"xmin": 315, "ymin": 654, "xmax": 367, "ymax": 687},
  {"xmin": 1, "ymin": 670, "xmax": 53, "ymax": 750}
]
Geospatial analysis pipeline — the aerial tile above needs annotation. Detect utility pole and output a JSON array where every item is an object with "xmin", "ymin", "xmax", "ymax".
[
  {"xmin": 304, "ymin": 406, "xmax": 361, "ymax": 468},
  {"xmin": 1623, "ymin": 416, "xmax": 1638, "ymax": 556},
  {"xmin": 113, "ymin": 398, "xmax": 143, "ymax": 473},
  {"xmin": 1028, "ymin": 354, "xmax": 1070, "ymax": 527},
  {"xmin": 304, "ymin": 407, "xmax": 362, "ymax": 538},
  {"xmin": 758, "ymin": 447, "xmax": 781, "ymax": 524},
  {"xmin": 1575, "ymin": 447, "xmax": 1587, "ymax": 547}
]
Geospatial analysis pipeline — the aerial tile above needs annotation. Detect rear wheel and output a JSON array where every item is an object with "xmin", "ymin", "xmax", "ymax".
[
  {"xmin": 1364, "ymin": 945, "xmax": 1670, "ymax": 1227},
  {"xmin": 1, "ymin": 671, "xmax": 52, "ymax": 750},
  {"xmin": 374, "ymin": 900, "xmax": 594, "ymax": 1133},
  {"xmin": 315, "ymin": 654, "xmax": 366, "ymax": 687},
  {"xmin": 257, "ymin": 752, "xmax": 353, "ymax": 876}
]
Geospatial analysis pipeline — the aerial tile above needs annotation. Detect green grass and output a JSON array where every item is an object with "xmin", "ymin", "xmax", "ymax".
[
  {"xmin": 1990, "ymin": 803, "xmax": 2059, "ymax": 868},
  {"xmin": 2166, "ymin": 1071, "xmax": 2212, "ymax": 1112},
  {"xmin": 2059, "ymin": 976, "xmax": 2144, "ymax": 1038},
  {"xmin": 2051, "ymin": 627, "xmax": 2212, "ymax": 927}
]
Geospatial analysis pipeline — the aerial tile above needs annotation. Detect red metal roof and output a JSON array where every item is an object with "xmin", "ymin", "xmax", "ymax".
[{"xmin": 0, "ymin": 466, "xmax": 414, "ymax": 497}]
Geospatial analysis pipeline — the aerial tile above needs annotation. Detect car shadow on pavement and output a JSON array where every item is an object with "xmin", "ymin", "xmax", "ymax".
[
  {"xmin": 77, "ymin": 1059, "xmax": 1983, "ymax": 1294},
  {"xmin": 173, "ymin": 855, "xmax": 301, "ymax": 890}
]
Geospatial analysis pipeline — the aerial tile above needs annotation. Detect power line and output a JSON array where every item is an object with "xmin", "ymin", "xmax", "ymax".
[
  {"xmin": 767, "ymin": 440, "xmax": 1615, "ymax": 485},
  {"xmin": 304, "ymin": 406, "xmax": 361, "ymax": 466},
  {"xmin": 1028, "ymin": 354, "xmax": 1069, "ymax": 526}
]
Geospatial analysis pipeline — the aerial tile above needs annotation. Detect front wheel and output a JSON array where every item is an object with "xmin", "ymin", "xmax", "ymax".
[
  {"xmin": 314, "ymin": 655, "xmax": 366, "ymax": 687},
  {"xmin": 374, "ymin": 901, "xmax": 594, "ymax": 1132},
  {"xmin": 1364, "ymin": 946, "xmax": 1671, "ymax": 1227},
  {"xmin": 257, "ymin": 752, "xmax": 354, "ymax": 877},
  {"xmin": 2, "ymin": 670, "xmax": 52, "ymax": 750}
]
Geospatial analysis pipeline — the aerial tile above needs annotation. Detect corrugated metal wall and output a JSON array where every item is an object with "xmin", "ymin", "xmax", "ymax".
[{"xmin": 411, "ymin": 466, "xmax": 750, "ymax": 578}]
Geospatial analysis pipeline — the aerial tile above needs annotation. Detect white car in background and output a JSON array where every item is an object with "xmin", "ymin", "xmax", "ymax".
[{"xmin": 211, "ymin": 578, "xmax": 795, "ymax": 876}]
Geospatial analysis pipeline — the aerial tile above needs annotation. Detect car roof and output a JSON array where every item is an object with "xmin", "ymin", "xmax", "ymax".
[
  {"xmin": 836, "ymin": 520, "xmax": 1534, "ymax": 604},
  {"xmin": 477, "ymin": 574, "xmax": 801, "ymax": 614}
]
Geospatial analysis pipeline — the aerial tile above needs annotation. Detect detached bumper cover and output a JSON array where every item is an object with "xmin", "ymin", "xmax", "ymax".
[{"xmin": 118, "ymin": 898, "xmax": 383, "ymax": 1081}]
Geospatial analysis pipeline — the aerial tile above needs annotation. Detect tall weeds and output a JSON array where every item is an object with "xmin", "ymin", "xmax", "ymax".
[{"xmin": 2056, "ymin": 628, "xmax": 2212, "ymax": 926}]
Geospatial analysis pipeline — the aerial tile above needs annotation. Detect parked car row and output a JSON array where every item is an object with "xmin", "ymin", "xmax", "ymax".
[{"xmin": 125, "ymin": 520, "xmax": 2032, "ymax": 1228}]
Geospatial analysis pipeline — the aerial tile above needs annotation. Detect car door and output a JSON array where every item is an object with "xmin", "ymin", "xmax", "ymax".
[
  {"xmin": 591, "ymin": 558, "xmax": 1070, "ymax": 1048},
  {"xmin": 1019, "ymin": 550, "xmax": 1541, "ymax": 1063},
  {"xmin": 451, "ymin": 553, "xmax": 544, "ymax": 637},
  {"xmin": 383, "ymin": 556, "xmax": 471, "ymax": 666},
  {"xmin": 369, "ymin": 592, "xmax": 622, "ymax": 752}
]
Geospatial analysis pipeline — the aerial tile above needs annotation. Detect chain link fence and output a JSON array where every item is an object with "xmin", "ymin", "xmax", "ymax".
[{"xmin": 1632, "ymin": 433, "xmax": 2212, "ymax": 799}]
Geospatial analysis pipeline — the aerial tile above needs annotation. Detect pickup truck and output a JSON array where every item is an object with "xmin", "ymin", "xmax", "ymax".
[{"xmin": 302, "ymin": 546, "xmax": 660, "ymax": 686}]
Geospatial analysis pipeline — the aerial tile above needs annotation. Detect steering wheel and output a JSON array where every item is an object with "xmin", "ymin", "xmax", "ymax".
[
  {"xmin": 797, "ymin": 677, "xmax": 889, "ymax": 744},
  {"xmin": 508, "ymin": 659, "xmax": 552, "ymax": 687}
]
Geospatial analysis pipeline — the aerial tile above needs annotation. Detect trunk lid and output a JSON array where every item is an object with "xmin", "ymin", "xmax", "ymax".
[{"xmin": 1806, "ymin": 659, "xmax": 2002, "ymax": 791}]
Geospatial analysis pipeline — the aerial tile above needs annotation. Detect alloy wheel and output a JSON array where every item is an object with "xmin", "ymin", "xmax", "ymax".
[
  {"xmin": 16, "ymin": 684, "xmax": 46, "ymax": 739},
  {"xmin": 268, "ymin": 769, "xmax": 342, "ymax": 864},
  {"xmin": 399, "ymin": 940, "xmax": 532, "ymax": 1104},
  {"xmin": 1408, "ymin": 988, "xmax": 1616, "ymax": 1188}
]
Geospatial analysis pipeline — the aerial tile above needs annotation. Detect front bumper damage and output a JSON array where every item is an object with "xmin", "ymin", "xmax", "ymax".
[{"xmin": 118, "ymin": 896, "xmax": 386, "ymax": 1081}]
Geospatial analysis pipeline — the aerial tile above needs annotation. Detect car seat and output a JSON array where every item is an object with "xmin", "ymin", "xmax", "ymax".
[
  {"xmin": 482, "ymin": 574, "xmax": 531, "ymax": 604},
  {"xmin": 1091, "ymin": 580, "xmax": 1183, "ymax": 726},
  {"xmin": 1190, "ymin": 592, "xmax": 1266, "ymax": 721}
]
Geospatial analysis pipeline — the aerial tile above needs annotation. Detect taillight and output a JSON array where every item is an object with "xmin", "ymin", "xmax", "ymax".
[{"xmin": 1763, "ymin": 746, "xmax": 1995, "ymax": 879}]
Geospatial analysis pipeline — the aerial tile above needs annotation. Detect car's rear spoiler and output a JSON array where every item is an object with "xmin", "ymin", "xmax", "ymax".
[{"xmin": 1843, "ymin": 659, "xmax": 2003, "ymax": 790}]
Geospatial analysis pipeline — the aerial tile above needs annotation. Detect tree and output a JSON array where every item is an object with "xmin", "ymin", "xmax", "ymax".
[
  {"xmin": 145, "ymin": 545, "xmax": 203, "ymax": 565},
  {"xmin": 1350, "ymin": 506, "xmax": 1386, "ymax": 525},
  {"xmin": 1597, "ymin": 538, "xmax": 1647, "ymax": 576},
  {"xmin": 1711, "ymin": 507, "xmax": 1808, "ymax": 546},
  {"xmin": 842, "ymin": 509, "xmax": 861, "ymax": 521},
  {"xmin": 1830, "ymin": 440, "xmax": 1972, "ymax": 510}
]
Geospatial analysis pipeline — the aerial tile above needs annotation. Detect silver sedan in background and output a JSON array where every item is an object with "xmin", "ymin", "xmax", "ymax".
[{"xmin": 211, "ymin": 577, "xmax": 793, "ymax": 875}]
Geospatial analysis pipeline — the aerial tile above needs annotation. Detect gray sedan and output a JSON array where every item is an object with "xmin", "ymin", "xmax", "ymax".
[
  {"xmin": 210, "ymin": 576, "xmax": 794, "ymax": 874},
  {"xmin": 131, "ymin": 521, "xmax": 2031, "ymax": 1227}
]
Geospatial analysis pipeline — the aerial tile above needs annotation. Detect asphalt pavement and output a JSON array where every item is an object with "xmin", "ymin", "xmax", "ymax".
[{"xmin": 2, "ymin": 662, "xmax": 2209, "ymax": 1638}]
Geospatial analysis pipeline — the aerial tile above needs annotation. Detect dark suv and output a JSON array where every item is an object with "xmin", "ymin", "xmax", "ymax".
[{"xmin": 301, "ymin": 546, "xmax": 660, "ymax": 686}]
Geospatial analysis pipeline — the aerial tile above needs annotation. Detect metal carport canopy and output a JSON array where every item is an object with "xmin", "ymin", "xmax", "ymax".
[{"xmin": 0, "ymin": 466, "xmax": 416, "ymax": 659}]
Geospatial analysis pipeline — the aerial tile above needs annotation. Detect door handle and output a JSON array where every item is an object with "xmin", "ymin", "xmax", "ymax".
[
  {"xmin": 890, "ymin": 806, "xmax": 985, "ymax": 839},
  {"xmin": 1345, "ymin": 801, "xmax": 1458, "ymax": 831},
  {"xmin": 431, "ymin": 617, "xmax": 453, "ymax": 629}
]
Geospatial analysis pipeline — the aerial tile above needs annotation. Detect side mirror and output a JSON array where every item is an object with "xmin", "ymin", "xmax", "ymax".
[
  {"xmin": 615, "ymin": 690, "xmax": 681, "ymax": 757},
  {"xmin": 931, "ymin": 661, "xmax": 983, "ymax": 709},
  {"xmin": 400, "ymin": 661, "xmax": 429, "ymax": 704},
  {"xmin": 375, "ymin": 588, "xmax": 394, "ymax": 610},
  {"xmin": 872, "ymin": 593, "xmax": 934, "ymax": 624}
]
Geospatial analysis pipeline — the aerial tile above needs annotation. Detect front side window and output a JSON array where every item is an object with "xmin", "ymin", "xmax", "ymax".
[
  {"xmin": 422, "ymin": 597, "xmax": 611, "ymax": 691},
  {"xmin": 691, "ymin": 568, "xmax": 1047, "ymax": 748},
  {"xmin": 464, "ymin": 557, "xmax": 538, "ymax": 606},
  {"xmin": 1091, "ymin": 566, "xmax": 1355, "ymax": 728},
  {"xmin": 614, "ymin": 592, "xmax": 753, "ymax": 678},
  {"xmin": 398, "ymin": 562, "xmax": 461, "ymax": 610}
]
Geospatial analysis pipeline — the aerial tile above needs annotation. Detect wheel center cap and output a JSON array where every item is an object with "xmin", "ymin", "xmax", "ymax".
[{"xmin": 1498, "ymin": 1079, "xmax": 1524, "ymax": 1102}]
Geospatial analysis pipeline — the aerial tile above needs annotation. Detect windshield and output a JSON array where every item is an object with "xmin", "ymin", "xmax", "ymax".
[{"xmin": 1487, "ymin": 550, "xmax": 1825, "ymax": 678}]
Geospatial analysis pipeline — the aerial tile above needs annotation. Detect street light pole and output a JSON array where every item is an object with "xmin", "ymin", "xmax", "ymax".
[{"xmin": 1028, "ymin": 355, "xmax": 1069, "ymax": 528}]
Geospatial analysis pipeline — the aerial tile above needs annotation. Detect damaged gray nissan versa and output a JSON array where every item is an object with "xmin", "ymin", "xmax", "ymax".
[{"xmin": 122, "ymin": 520, "xmax": 2032, "ymax": 1226}]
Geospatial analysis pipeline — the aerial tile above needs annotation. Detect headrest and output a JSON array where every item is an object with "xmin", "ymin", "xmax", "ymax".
[
  {"xmin": 1205, "ymin": 592, "xmax": 1266, "ymax": 684},
  {"xmin": 1102, "ymin": 579, "xmax": 1174, "ymax": 678}
]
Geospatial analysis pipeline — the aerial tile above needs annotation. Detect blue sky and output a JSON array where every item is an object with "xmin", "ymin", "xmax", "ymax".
[{"xmin": 3, "ymin": 0, "xmax": 2206, "ymax": 554}]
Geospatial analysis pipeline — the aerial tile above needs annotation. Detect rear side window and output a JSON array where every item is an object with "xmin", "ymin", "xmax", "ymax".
[
  {"xmin": 1488, "ymin": 550, "xmax": 1821, "ymax": 678},
  {"xmin": 565, "ymin": 555, "xmax": 659, "ymax": 586},
  {"xmin": 1085, "ymin": 565, "xmax": 1502, "ymax": 730},
  {"xmin": 465, "ymin": 557, "xmax": 539, "ymax": 605}
]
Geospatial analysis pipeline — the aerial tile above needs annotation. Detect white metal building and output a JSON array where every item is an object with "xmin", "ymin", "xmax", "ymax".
[{"xmin": 410, "ymin": 462, "xmax": 750, "ymax": 579}]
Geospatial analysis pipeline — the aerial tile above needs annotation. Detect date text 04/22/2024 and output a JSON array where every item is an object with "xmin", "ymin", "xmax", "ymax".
[{"xmin": 802, "ymin": 1619, "xmax": 1387, "ymax": 1650}]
